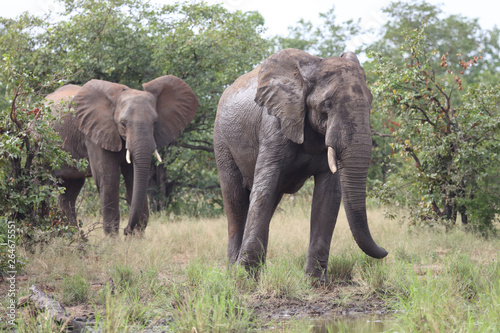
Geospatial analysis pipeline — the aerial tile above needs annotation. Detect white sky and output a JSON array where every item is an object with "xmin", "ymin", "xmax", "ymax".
[{"xmin": 2, "ymin": 0, "xmax": 499, "ymax": 45}]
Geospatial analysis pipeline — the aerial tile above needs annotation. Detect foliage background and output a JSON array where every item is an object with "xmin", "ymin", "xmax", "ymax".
[{"xmin": 0, "ymin": 0, "xmax": 499, "ymax": 267}]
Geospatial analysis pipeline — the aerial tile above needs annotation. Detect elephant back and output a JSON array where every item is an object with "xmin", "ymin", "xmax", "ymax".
[
  {"xmin": 45, "ymin": 84, "xmax": 81, "ymax": 120},
  {"xmin": 46, "ymin": 84, "xmax": 88, "ymax": 159}
]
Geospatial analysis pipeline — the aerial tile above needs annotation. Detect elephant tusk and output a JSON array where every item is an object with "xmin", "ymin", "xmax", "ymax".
[
  {"xmin": 327, "ymin": 147, "xmax": 337, "ymax": 174},
  {"xmin": 154, "ymin": 150, "xmax": 162, "ymax": 163},
  {"xmin": 126, "ymin": 150, "xmax": 131, "ymax": 164}
]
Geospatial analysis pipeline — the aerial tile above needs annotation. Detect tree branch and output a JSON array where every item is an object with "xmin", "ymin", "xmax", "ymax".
[
  {"xmin": 431, "ymin": 80, "xmax": 453, "ymax": 133},
  {"xmin": 26, "ymin": 285, "xmax": 85, "ymax": 332},
  {"xmin": 431, "ymin": 201, "xmax": 443, "ymax": 217},
  {"xmin": 371, "ymin": 129, "xmax": 392, "ymax": 138},
  {"xmin": 183, "ymin": 183, "xmax": 220, "ymax": 190},
  {"xmin": 10, "ymin": 82, "xmax": 23, "ymax": 130},
  {"xmin": 412, "ymin": 105, "xmax": 437, "ymax": 127},
  {"xmin": 91, "ymin": 4, "xmax": 114, "ymax": 42},
  {"xmin": 401, "ymin": 141, "xmax": 423, "ymax": 170},
  {"xmin": 179, "ymin": 142, "xmax": 214, "ymax": 153}
]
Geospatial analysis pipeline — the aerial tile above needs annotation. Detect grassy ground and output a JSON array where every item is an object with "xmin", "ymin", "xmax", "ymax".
[{"xmin": 3, "ymin": 196, "xmax": 500, "ymax": 332}]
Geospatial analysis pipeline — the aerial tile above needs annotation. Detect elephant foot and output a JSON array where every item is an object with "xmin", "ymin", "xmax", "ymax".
[
  {"xmin": 305, "ymin": 260, "xmax": 330, "ymax": 287},
  {"xmin": 123, "ymin": 226, "xmax": 132, "ymax": 236},
  {"xmin": 237, "ymin": 255, "xmax": 263, "ymax": 280},
  {"xmin": 103, "ymin": 227, "xmax": 119, "ymax": 237},
  {"xmin": 307, "ymin": 271, "xmax": 331, "ymax": 288},
  {"xmin": 103, "ymin": 219, "xmax": 120, "ymax": 236},
  {"xmin": 123, "ymin": 225, "xmax": 144, "ymax": 237}
]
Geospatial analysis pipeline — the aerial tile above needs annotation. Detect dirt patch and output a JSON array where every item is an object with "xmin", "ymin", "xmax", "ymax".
[
  {"xmin": 64, "ymin": 303, "xmax": 99, "ymax": 322},
  {"xmin": 248, "ymin": 284, "xmax": 388, "ymax": 323}
]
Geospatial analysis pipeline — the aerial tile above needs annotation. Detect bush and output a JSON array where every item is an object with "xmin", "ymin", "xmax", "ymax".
[
  {"xmin": 0, "ymin": 51, "xmax": 86, "ymax": 261},
  {"xmin": 370, "ymin": 25, "xmax": 500, "ymax": 233}
]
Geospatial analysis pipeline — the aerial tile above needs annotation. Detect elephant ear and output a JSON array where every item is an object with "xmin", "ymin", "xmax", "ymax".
[
  {"xmin": 73, "ymin": 80, "xmax": 128, "ymax": 152},
  {"xmin": 143, "ymin": 75, "xmax": 199, "ymax": 148},
  {"xmin": 255, "ymin": 48, "xmax": 320, "ymax": 144}
]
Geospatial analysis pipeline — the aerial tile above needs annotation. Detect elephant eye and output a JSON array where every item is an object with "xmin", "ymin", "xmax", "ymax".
[
  {"xmin": 320, "ymin": 111, "xmax": 328, "ymax": 124},
  {"xmin": 120, "ymin": 121, "xmax": 127, "ymax": 128},
  {"xmin": 324, "ymin": 100, "xmax": 333, "ymax": 109}
]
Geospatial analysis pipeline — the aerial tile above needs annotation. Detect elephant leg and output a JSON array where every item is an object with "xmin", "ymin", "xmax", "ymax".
[
  {"xmin": 121, "ymin": 162, "xmax": 134, "ymax": 206},
  {"xmin": 216, "ymin": 144, "xmax": 250, "ymax": 264},
  {"xmin": 58, "ymin": 177, "xmax": 85, "ymax": 226},
  {"xmin": 121, "ymin": 161, "xmax": 149, "ymax": 233},
  {"xmin": 238, "ymin": 163, "xmax": 283, "ymax": 273},
  {"xmin": 86, "ymin": 141, "xmax": 121, "ymax": 235},
  {"xmin": 305, "ymin": 171, "xmax": 341, "ymax": 283}
]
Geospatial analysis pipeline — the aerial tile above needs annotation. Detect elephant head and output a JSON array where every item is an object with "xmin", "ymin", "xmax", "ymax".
[
  {"xmin": 255, "ymin": 49, "xmax": 387, "ymax": 259},
  {"xmin": 72, "ymin": 75, "xmax": 198, "ymax": 234}
]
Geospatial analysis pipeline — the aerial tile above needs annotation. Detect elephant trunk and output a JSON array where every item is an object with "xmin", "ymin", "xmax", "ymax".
[
  {"xmin": 126, "ymin": 137, "xmax": 155, "ymax": 234},
  {"xmin": 336, "ymin": 135, "xmax": 387, "ymax": 259},
  {"xmin": 326, "ymin": 100, "xmax": 388, "ymax": 259}
]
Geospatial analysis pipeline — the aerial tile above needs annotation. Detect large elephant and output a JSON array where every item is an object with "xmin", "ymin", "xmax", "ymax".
[
  {"xmin": 213, "ymin": 49, "xmax": 387, "ymax": 282},
  {"xmin": 46, "ymin": 76, "xmax": 198, "ymax": 235}
]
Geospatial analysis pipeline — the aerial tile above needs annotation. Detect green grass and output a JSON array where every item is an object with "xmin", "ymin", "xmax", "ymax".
[
  {"xmin": 327, "ymin": 252, "xmax": 359, "ymax": 283},
  {"xmin": 173, "ymin": 260, "xmax": 256, "ymax": 332},
  {"xmin": 61, "ymin": 273, "xmax": 90, "ymax": 305},
  {"xmin": 4, "ymin": 197, "xmax": 499, "ymax": 332},
  {"xmin": 387, "ymin": 254, "xmax": 500, "ymax": 332},
  {"xmin": 257, "ymin": 257, "xmax": 312, "ymax": 299}
]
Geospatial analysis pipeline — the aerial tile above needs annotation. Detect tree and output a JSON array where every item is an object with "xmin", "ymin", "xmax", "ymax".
[
  {"xmin": 0, "ymin": 0, "xmax": 270, "ymax": 218},
  {"xmin": 147, "ymin": 2, "xmax": 270, "ymax": 215},
  {"xmin": 371, "ymin": 25, "xmax": 500, "ymax": 234},
  {"xmin": 366, "ymin": 0, "xmax": 500, "ymax": 83},
  {"xmin": 365, "ymin": 0, "xmax": 500, "ymax": 193},
  {"xmin": 273, "ymin": 6, "xmax": 362, "ymax": 58},
  {"xmin": 0, "ymin": 50, "xmax": 86, "ymax": 271}
]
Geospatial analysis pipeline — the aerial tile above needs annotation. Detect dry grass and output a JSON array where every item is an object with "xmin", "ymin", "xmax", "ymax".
[{"xmin": 7, "ymin": 196, "xmax": 500, "ymax": 332}]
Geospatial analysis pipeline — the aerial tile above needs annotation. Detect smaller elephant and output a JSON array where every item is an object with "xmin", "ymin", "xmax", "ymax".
[{"xmin": 46, "ymin": 76, "xmax": 198, "ymax": 235}]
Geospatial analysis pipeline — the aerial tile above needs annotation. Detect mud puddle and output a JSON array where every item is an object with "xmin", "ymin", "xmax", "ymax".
[
  {"xmin": 311, "ymin": 313, "xmax": 394, "ymax": 332},
  {"xmin": 249, "ymin": 284, "xmax": 396, "ymax": 331}
]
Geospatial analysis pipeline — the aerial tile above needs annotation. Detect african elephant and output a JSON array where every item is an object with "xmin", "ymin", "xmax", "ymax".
[
  {"xmin": 46, "ymin": 76, "xmax": 198, "ymax": 235},
  {"xmin": 213, "ymin": 49, "xmax": 387, "ymax": 282}
]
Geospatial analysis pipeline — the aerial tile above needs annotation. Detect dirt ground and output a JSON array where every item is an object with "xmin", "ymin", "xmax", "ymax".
[{"xmin": 248, "ymin": 284, "xmax": 387, "ymax": 321}]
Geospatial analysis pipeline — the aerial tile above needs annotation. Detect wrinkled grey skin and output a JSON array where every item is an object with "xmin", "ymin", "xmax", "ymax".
[
  {"xmin": 214, "ymin": 49, "xmax": 388, "ymax": 282},
  {"xmin": 47, "ymin": 76, "xmax": 198, "ymax": 235}
]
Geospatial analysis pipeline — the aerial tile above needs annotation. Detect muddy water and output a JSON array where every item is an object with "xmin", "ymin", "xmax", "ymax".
[{"xmin": 312, "ymin": 314, "xmax": 395, "ymax": 332}]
